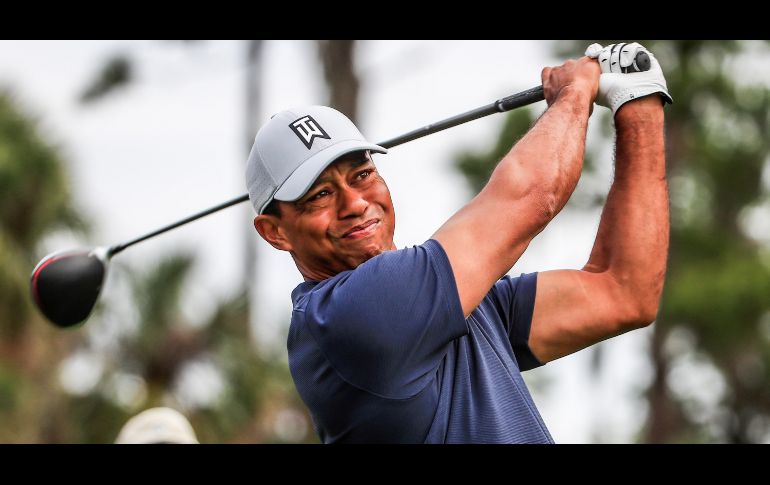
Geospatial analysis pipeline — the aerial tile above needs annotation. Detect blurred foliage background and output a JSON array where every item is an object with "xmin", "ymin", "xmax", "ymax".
[{"xmin": 1, "ymin": 40, "xmax": 769, "ymax": 443}]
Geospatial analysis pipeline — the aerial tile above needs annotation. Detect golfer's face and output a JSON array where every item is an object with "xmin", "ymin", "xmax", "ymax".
[{"xmin": 282, "ymin": 152, "xmax": 396, "ymax": 274}]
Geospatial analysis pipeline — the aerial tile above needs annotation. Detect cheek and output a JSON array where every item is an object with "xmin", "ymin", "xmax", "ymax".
[
  {"xmin": 286, "ymin": 215, "xmax": 330, "ymax": 247},
  {"xmin": 301, "ymin": 215, "xmax": 330, "ymax": 247},
  {"xmin": 372, "ymin": 181, "xmax": 394, "ymax": 212},
  {"xmin": 302, "ymin": 221, "xmax": 330, "ymax": 243},
  {"xmin": 373, "ymin": 189, "xmax": 396, "ymax": 237}
]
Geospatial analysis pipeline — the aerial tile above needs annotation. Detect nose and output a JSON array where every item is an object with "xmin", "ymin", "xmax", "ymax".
[{"xmin": 337, "ymin": 185, "xmax": 368, "ymax": 219}]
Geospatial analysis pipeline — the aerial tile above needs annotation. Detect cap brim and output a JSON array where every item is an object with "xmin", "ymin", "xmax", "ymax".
[{"xmin": 273, "ymin": 140, "xmax": 387, "ymax": 202}]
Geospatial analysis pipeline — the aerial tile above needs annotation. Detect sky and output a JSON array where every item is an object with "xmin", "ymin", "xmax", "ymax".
[{"xmin": 0, "ymin": 40, "xmax": 655, "ymax": 442}]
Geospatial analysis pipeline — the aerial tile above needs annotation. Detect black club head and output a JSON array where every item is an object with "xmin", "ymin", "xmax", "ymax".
[{"xmin": 30, "ymin": 248, "xmax": 109, "ymax": 328}]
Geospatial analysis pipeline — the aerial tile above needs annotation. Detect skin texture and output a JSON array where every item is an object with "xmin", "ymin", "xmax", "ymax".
[
  {"xmin": 254, "ymin": 152, "xmax": 397, "ymax": 281},
  {"xmin": 528, "ymin": 96, "xmax": 668, "ymax": 362},
  {"xmin": 432, "ymin": 57, "xmax": 600, "ymax": 319},
  {"xmin": 255, "ymin": 55, "xmax": 669, "ymax": 366}
]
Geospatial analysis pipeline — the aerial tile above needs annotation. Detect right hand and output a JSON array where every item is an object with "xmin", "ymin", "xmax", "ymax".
[
  {"xmin": 541, "ymin": 56, "xmax": 601, "ymax": 108},
  {"xmin": 585, "ymin": 42, "xmax": 673, "ymax": 117}
]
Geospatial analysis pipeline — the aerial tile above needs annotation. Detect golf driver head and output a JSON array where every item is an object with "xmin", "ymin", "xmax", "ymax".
[{"xmin": 30, "ymin": 247, "xmax": 109, "ymax": 328}]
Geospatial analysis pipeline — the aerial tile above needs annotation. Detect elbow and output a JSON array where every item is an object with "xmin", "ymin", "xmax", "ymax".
[
  {"xmin": 625, "ymin": 287, "xmax": 664, "ymax": 330},
  {"xmin": 616, "ymin": 302, "xmax": 657, "ymax": 332},
  {"xmin": 630, "ymin": 304, "xmax": 659, "ymax": 329},
  {"xmin": 612, "ymin": 273, "xmax": 665, "ymax": 331}
]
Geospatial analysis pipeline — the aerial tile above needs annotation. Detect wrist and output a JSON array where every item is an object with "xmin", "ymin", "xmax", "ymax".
[
  {"xmin": 556, "ymin": 85, "xmax": 595, "ymax": 114},
  {"xmin": 614, "ymin": 95, "xmax": 665, "ymax": 126}
]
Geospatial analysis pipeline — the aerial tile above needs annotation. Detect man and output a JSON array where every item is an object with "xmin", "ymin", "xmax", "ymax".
[{"xmin": 245, "ymin": 42, "xmax": 672, "ymax": 443}]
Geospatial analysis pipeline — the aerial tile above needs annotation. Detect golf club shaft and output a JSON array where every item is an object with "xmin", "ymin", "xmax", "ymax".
[
  {"xmin": 108, "ymin": 85, "xmax": 546, "ymax": 256},
  {"xmin": 108, "ymin": 194, "xmax": 250, "ymax": 256},
  {"xmin": 378, "ymin": 86, "xmax": 544, "ymax": 148}
]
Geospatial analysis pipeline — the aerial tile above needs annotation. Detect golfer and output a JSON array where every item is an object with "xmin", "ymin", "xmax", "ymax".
[{"xmin": 245, "ymin": 42, "xmax": 672, "ymax": 443}]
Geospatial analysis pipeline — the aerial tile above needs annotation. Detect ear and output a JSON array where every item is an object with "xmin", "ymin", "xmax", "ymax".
[{"xmin": 254, "ymin": 215, "xmax": 293, "ymax": 252}]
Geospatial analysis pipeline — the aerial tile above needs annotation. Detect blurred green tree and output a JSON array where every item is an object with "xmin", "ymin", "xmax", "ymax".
[
  {"xmin": 634, "ymin": 40, "xmax": 770, "ymax": 443},
  {"xmin": 0, "ymin": 90, "xmax": 89, "ymax": 442}
]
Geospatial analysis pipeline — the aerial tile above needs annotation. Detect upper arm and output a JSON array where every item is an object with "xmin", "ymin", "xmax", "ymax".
[
  {"xmin": 528, "ymin": 269, "xmax": 645, "ymax": 364},
  {"xmin": 432, "ymin": 166, "xmax": 553, "ymax": 318},
  {"xmin": 432, "ymin": 87, "xmax": 594, "ymax": 319}
]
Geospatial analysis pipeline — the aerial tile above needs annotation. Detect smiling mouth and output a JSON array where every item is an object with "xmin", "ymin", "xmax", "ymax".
[{"xmin": 343, "ymin": 219, "xmax": 379, "ymax": 239}]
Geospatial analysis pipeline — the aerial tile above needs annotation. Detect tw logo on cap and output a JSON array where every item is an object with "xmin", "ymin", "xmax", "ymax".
[{"xmin": 290, "ymin": 115, "xmax": 331, "ymax": 149}]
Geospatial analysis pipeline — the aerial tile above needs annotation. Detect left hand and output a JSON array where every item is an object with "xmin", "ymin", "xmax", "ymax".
[{"xmin": 585, "ymin": 42, "xmax": 673, "ymax": 117}]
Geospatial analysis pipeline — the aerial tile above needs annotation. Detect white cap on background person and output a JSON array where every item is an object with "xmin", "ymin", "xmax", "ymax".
[{"xmin": 114, "ymin": 407, "xmax": 199, "ymax": 444}]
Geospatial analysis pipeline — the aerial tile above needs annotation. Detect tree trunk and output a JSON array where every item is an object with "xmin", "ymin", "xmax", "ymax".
[
  {"xmin": 244, "ymin": 40, "xmax": 263, "ymax": 308},
  {"xmin": 644, "ymin": 323, "xmax": 682, "ymax": 442},
  {"xmin": 316, "ymin": 40, "xmax": 359, "ymax": 122}
]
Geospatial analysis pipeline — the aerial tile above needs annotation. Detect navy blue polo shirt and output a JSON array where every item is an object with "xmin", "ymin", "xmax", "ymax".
[{"xmin": 287, "ymin": 239, "xmax": 553, "ymax": 443}]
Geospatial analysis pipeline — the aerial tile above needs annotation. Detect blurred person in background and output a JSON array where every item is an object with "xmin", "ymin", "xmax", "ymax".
[{"xmin": 115, "ymin": 407, "xmax": 199, "ymax": 444}]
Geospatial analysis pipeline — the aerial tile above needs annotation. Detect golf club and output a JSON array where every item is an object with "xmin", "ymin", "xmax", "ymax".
[
  {"xmin": 30, "ymin": 195, "xmax": 249, "ymax": 328},
  {"xmin": 29, "ymin": 49, "xmax": 652, "ymax": 329}
]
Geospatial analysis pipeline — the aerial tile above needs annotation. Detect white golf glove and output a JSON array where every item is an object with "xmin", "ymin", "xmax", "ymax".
[{"xmin": 585, "ymin": 42, "xmax": 673, "ymax": 117}]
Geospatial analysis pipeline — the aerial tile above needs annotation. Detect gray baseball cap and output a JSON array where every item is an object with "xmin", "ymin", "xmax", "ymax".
[{"xmin": 245, "ymin": 105, "xmax": 387, "ymax": 214}]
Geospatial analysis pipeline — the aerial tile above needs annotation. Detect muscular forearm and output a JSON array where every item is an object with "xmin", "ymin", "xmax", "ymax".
[
  {"xmin": 432, "ymin": 58, "xmax": 599, "ymax": 318},
  {"xmin": 487, "ymin": 87, "xmax": 593, "ymax": 231},
  {"xmin": 584, "ymin": 97, "xmax": 669, "ymax": 323}
]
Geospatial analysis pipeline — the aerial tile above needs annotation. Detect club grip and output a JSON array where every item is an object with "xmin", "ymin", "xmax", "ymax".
[
  {"xmin": 625, "ymin": 50, "xmax": 651, "ymax": 73},
  {"xmin": 495, "ymin": 85, "xmax": 545, "ymax": 112}
]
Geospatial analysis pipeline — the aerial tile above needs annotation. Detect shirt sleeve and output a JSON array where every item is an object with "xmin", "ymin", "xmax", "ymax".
[
  {"xmin": 301, "ymin": 239, "xmax": 468, "ymax": 399},
  {"xmin": 487, "ymin": 272, "xmax": 544, "ymax": 371}
]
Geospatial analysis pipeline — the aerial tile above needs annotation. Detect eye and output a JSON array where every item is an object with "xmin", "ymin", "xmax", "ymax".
[
  {"xmin": 356, "ymin": 169, "xmax": 374, "ymax": 180},
  {"xmin": 308, "ymin": 189, "xmax": 330, "ymax": 201}
]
